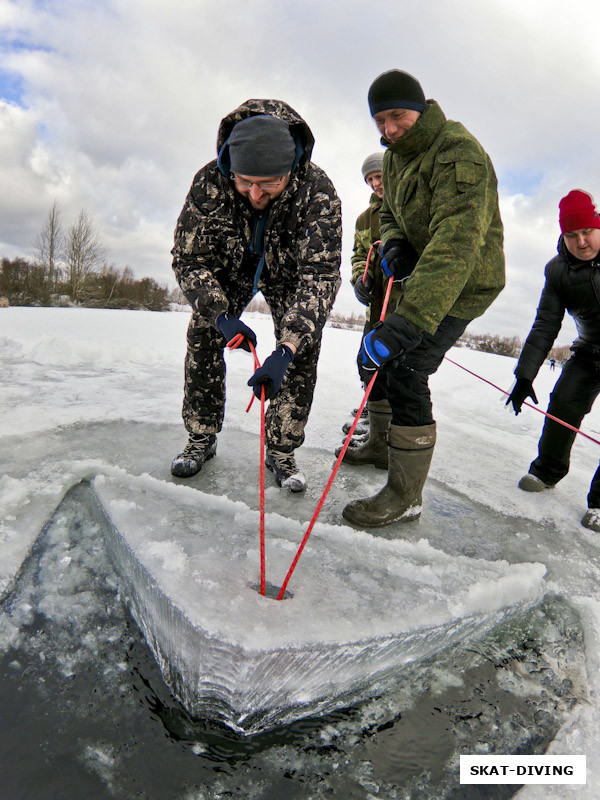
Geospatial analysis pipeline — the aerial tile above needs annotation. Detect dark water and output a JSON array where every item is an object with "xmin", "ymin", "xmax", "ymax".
[{"xmin": 0, "ymin": 483, "xmax": 586, "ymax": 800}]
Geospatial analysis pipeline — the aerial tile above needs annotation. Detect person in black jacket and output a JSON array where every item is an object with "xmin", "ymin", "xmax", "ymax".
[{"xmin": 506, "ymin": 189, "xmax": 600, "ymax": 531}]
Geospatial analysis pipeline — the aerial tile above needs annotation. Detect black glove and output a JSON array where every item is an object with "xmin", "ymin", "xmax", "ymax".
[
  {"xmin": 353, "ymin": 273, "xmax": 374, "ymax": 306},
  {"xmin": 506, "ymin": 377, "xmax": 538, "ymax": 415},
  {"xmin": 248, "ymin": 345, "xmax": 294, "ymax": 399},
  {"xmin": 380, "ymin": 238, "xmax": 419, "ymax": 282},
  {"xmin": 216, "ymin": 312, "xmax": 257, "ymax": 352},
  {"xmin": 360, "ymin": 314, "xmax": 423, "ymax": 371}
]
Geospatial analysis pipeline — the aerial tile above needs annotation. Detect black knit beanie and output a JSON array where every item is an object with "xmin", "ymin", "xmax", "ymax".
[
  {"xmin": 228, "ymin": 115, "xmax": 296, "ymax": 177},
  {"xmin": 368, "ymin": 70, "xmax": 426, "ymax": 116}
]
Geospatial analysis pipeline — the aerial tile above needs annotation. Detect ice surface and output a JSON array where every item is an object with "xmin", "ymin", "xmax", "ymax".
[
  {"xmin": 3, "ymin": 308, "xmax": 600, "ymax": 788},
  {"xmin": 86, "ymin": 465, "xmax": 545, "ymax": 731}
]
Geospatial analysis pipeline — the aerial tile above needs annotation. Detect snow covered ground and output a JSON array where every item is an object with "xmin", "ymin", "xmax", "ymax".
[{"xmin": 2, "ymin": 306, "xmax": 600, "ymax": 796}]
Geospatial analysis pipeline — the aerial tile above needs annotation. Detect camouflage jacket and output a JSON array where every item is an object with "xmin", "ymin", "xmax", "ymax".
[
  {"xmin": 380, "ymin": 100, "xmax": 505, "ymax": 334},
  {"xmin": 350, "ymin": 194, "xmax": 404, "ymax": 325},
  {"xmin": 172, "ymin": 99, "xmax": 342, "ymax": 354}
]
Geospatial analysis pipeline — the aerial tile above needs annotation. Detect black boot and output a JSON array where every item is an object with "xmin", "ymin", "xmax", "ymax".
[
  {"xmin": 337, "ymin": 398, "xmax": 391, "ymax": 469},
  {"xmin": 342, "ymin": 423, "xmax": 436, "ymax": 528},
  {"xmin": 342, "ymin": 405, "xmax": 369, "ymax": 436},
  {"xmin": 265, "ymin": 449, "xmax": 307, "ymax": 493},
  {"xmin": 171, "ymin": 433, "xmax": 217, "ymax": 478}
]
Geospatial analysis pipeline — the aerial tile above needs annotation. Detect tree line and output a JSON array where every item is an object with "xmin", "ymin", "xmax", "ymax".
[
  {"xmin": 247, "ymin": 295, "xmax": 572, "ymax": 362},
  {"xmin": 0, "ymin": 202, "xmax": 172, "ymax": 311}
]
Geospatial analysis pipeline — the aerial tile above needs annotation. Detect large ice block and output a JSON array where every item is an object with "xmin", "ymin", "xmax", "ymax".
[{"xmin": 89, "ymin": 471, "xmax": 546, "ymax": 733}]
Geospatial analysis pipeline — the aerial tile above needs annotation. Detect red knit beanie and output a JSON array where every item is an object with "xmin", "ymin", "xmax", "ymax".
[{"xmin": 559, "ymin": 190, "xmax": 600, "ymax": 233}]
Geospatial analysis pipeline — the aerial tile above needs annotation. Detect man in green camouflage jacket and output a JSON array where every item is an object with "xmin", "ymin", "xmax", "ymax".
[
  {"xmin": 171, "ymin": 99, "xmax": 342, "ymax": 492},
  {"xmin": 343, "ymin": 70, "xmax": 505, "ymax": 529}
]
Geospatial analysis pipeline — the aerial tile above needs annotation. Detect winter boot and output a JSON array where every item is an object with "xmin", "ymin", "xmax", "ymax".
[
  {"xmin": 336, "ymin": 399, "xmax": 391, "ymax": 469},
  {"xmin": 581, "ymin": 508, "xmax": 600, "ymax": 532},
  {"xmin": 518, "ymin": 473, "xmax": 555, "ymax": 492},
  {"xmin": 342, "ymin": 406, "xmax": 369, "ymax": 436},
  {"xmin": 265, "ymin": 448, "xmax": 307, "ymax": 493},
  {"xmin": 171, "ymin": 433, "xmax": 217, "ymax": 478},
  {"xmin": 342, "ymin": 423, "xmax": 436, "ymax": 528}
]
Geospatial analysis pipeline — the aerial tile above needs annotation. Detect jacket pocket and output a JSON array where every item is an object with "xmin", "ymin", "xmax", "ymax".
[{"xmin": 438, "ymin": 151, "xmax": 485, "ymax": 191}]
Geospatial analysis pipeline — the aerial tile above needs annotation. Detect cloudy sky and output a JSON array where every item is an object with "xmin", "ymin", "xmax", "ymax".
[{"xmin": 2, "ymin": 0, "xmax": 600, "ymax": 341}]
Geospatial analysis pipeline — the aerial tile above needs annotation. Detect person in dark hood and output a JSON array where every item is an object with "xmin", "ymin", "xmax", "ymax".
[
  {"xmin": 507, "ymin": 189, "xmax": 600, "ymax": 532},
  {"xmin": 171, "ymin": 99, "xmax": 342, "ymax": 492}
]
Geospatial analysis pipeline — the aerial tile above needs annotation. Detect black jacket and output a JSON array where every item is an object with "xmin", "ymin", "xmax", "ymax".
[{"xmin": 515, "ymin": 237, "xmax": 600, "ymax": 381}]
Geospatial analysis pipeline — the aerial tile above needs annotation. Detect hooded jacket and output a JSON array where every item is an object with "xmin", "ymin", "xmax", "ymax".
[
  {"xmin": 172, "ymin": 99, "xmax": 342, "ymax": 355},
  {"xmin": 515, "ymin": 237, "xmax": 600, "ymax": 381},
  {"xmin": 380, "ymin": 100, "xmax": 505, "ymax": 334}
]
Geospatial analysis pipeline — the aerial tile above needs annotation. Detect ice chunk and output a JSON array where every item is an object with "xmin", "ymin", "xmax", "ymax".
[{"xmin": 88, "ymin": 471, "xmax": 546, "ymax": 733}]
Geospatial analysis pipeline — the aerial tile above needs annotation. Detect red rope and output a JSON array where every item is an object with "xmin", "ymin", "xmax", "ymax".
[
  {"xmin": 277, "ymin": 275, "xmax": 394, "ymax": 600},
  {"xmin": 258, "ymin": 387, "xmax": 266, "ymax": 595},
  {"xmin": 228, "ymin": 336, "xmax": 267, "ymax": 595},
  {"xmin": 277, "ymin": 371, "xmax": 378, "ymax": 600},
  {"xmin": 444, "ymin": 355, "xmax": 600, "ymax": 447},
  {"xmin": 362, "ymin": 239, "xmax": 381, "ymax": 285}
]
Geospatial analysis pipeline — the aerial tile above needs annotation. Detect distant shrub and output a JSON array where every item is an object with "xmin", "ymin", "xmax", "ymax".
[
  {"xmin": 0, "ymin": 257, "xmax": 51, "ymax": 306},
  {"xmin": 456, "ymin": 332, "xmax": 522, "ymax": 358},
  {"xmin": 0, "ymin": 255, "xmax": 170, "ymax": 311}
]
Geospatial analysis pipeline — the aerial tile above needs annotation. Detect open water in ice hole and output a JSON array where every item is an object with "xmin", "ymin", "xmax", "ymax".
[{"xmin": 0, "ymin": 492, "xmax": 585, "ymax": 800}]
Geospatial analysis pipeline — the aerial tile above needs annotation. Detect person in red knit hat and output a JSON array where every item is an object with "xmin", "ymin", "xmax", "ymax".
[{"xmin": 506, "ymin": 189, "xmax": 600, "ymax": 530}]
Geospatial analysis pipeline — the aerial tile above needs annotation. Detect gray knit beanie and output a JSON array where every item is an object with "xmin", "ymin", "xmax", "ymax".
[
  {"xmin": 228, "ymin": 115, "xmax": 296, "ymax": 177},
  {"xmin": 361, "ymin": 152, "xmax": 384, "ymax": 181}
]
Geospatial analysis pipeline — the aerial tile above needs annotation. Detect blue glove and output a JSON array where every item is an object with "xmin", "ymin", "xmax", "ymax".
[
  {"xmin": 353, "ymin": 273, "xmax": 374, "ymax": 306},
  {"xmin": 248, "ymin": 345, "xmax": 294, "ymax": 399},
  {"xmin": 360, "ymin": 315, "xmax": 423, "ymax": 371},
  {"xmin": 380, "ymin": 238, "xmax": 419, "ymax": 282},
  {"xmin": 216, "ymin": 312, "xmax": 257, "ymax": 352}
]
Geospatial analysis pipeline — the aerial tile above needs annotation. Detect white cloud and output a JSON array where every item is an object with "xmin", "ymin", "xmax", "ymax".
[{"xmin": 0, "ymin": 0, "xmax": 599, "ymax": 338}]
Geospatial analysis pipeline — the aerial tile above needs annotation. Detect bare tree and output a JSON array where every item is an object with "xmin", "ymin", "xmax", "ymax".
[
  {"xmin": 34, "ymin": 200, "xmax": 63, "ymax": 289},
  {"xmin": 64, "ymin": 210, "xmax": 108, "ymax": 302}
]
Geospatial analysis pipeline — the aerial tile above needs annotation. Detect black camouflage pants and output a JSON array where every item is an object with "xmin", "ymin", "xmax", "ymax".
[
  {"xmin": 529, "ymin": 353, "xmax": 600, "ymax": 507},
  {"xmin": 182, "ymin": 303, "xmax": 321, "ymax": 454}
]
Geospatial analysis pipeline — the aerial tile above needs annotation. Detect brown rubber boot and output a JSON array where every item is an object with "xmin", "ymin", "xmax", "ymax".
[
  {"xmin": 342, "ymin": 423, "xmax": 436, "ymax": 528},
  {"xmin": 338, "ymin": 399, "xmax": 391, "ymax": 470}
]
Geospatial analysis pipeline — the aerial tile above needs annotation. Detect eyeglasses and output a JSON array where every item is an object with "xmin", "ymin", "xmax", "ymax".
[{"xmin": 231, "ymin": 174, "xmax": 286, "ymax": 191}]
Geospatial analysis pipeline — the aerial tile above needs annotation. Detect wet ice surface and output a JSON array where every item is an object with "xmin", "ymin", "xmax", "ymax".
[
  {"xmin": 0, "ymin": 477, "xmax": 588, "ymax": 800},
  {"xmin": 3, "ymin": 308, "xmax": 600, "ymax": 797},
  {"xmin": 91, "ymin": 465, "xmax": 546, "ymax": 732},
  {"xmin": 2, "ymin": 422, "xmax": 548, "ymax": 735}
]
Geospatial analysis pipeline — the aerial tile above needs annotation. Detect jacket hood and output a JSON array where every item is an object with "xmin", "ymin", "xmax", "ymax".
[{"xmin": 216, "ymin": 98, "xmax": 314, "ymax": 178}]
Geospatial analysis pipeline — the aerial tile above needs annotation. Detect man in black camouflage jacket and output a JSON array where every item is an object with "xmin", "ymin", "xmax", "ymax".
[{"xmin": 171, "ymin": 99, "xmax": 342, "ymax": 492}]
